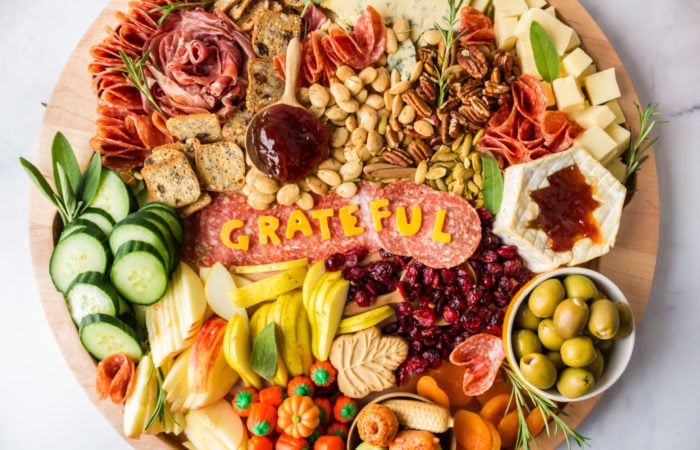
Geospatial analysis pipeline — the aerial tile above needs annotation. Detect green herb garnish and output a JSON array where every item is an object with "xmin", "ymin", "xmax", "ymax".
[
  {"xmin": 503, "ymin": 364, "xmax": 590, "ymax": 450},
  {"xmin": 111, "ymin": 49, "xmax": 164, "ymax": 115},
  {"xmin": 530, "ymin": 21, "xmax": 560, "ymax": 83},
  {"xmin": 435, "ymin": 0, "xmax": 467, "ymax": 106},
  {"xmin": 250, "ymin": 322, "xmax": 278, "ymax": 380},
  {"xmin": 20, "ymin": 132, "xmax": 102, "ymax": 227},
  {"xmin": 148, "ymin": 1, "xmax": 215, "ymax": 25},
  {"xmin": 145, "ymin": 367, "xmax": 178, "ymax": 430},
  {"xmin": 481, "ymin": 153, "xmax": 503, "ymax": 214},
  {"xmin": 624, "ymin": 102, "xmax": 665, "ymax": 184}
]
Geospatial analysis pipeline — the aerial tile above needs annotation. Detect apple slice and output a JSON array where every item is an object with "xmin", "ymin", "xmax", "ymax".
[
  {"xmin": 185, "ymin": 400, "xmax": 248, "ymax": 450},
  {"xmin": 161, "ymin": 345, "xmax": 192, "ymax": 413},
  {"xmin": 223, "ymin": 313, "xmax": 262, "ymax": 389},
  {"xmin": 123, "ymin": 354, "xmax": 157, "ymax": 438},
  {"xmin": 302, "ymin": 259, "xmax": 327, "ymax": 309},
  {"xmin": 314, "ymin": 276, "xmax": 350, "ymax": 361},
  {"xmin": 184, "ymin": 317, "xmax": 239, "ymax": 410},
  {"xmin": 205, "ymin": 262, "xmax": 248, "ymax": 321}
]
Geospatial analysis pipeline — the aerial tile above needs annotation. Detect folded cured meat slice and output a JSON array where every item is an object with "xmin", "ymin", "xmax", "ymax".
[
  {"xmin": 459, "ymin": 6, "xmax": 496, "ymax": 45},
  {"xmin": 96, "ymin": 353, "xmax": 135, "ymax": 404},
  {"xmin": 325, "ymin": 6, "xmax": 386, "ymax": 69},
  {"xmin": 449, "ymin": 333, "xmax": 505, "ymax": 396},
  {"xmin": 542, "ymin": 110, "xmax": 582, "ymax": 153}
]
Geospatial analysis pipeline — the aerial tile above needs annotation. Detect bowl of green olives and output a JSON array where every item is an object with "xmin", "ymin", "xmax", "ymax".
[{"xmin": 503, "ymin": 267, "xmax": 635, "ymax": 402}]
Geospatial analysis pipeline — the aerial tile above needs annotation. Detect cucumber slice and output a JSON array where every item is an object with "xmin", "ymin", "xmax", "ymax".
[
  {"xmin": 78, "ymin": 207, "xmax": 115, "ymax": 237},
  {"xmin": 50, "ymin": 227, "xmax": 111, "ymax": 294},
  {"xmin": 138, "ymin": 210, "xmax": 179, "ymax": 272},
  {"xmin": 109, "ymin": 216, "xmax": 171, "ymax": 271},
  {"xmin": 141, "ymin": 202, "xmax": 183, "ymax": 244},
  {"xmin": 66, "ymin": 271, "xmax": 120, "ymax": 326},
  {"xmin": 79, "ymin": 313, "xmax": 143, "ymax": 361},
  {"xmin": 110, "ymin": 241, "xmax": 168, "ymax": 305},
  {"xmin": 59, "ymin": 218, "xmax": 103, "ymax": 242},
  {"xmin": 90, "ymin": 169, "xmax": 135, "ymax": 223}
]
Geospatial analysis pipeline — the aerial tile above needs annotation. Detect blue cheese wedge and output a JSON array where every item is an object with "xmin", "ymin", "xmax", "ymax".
[
  {"xmin": 387, "ymin": 39, "xmax": 417, "ymax": 80},
  {"xmin": 493, "ymin": 147, "xmax": 626, "ymax": 272}
]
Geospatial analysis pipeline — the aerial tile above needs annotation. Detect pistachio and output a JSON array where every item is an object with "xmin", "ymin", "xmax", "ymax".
[
  {"xmin": 470, "ymin": 151, "xmax": 483, "ymax": 172},
  {"xmin": 296, "ymin": 191, "xmax": 315, "ymax": 210},
  {"xmin": 316, "ymin": 168, "xmax": 342, "ymax": 187},
  {"xmin": 413, "ymin": 119, "xmax": 434, "ymax": 137},
  {"xmin": 425, "ymin": 166, "xmax": 447, "ymax": 180},
  {"xmin": 366, "ymin": 130, "xmax": 384, "ymax": 154},
  {"xmin": 306, "ymin": 175, "xmax": 329, "ymax": 195},
  {"xmin": 330, "ymin": 127, "xmax": 350, "ymax": 147},
  {"xmin": 345, "ymin": 75, "xmax": 364, "ymax": 95},
  {"xmin": 309, "ymin": 84, "xmax": 330, "ymax": 108},
  {"xmin": 335, "ymin": 181, "xmax": 359, "ymax": 198},
  {"xmin": 393, "ymin": 18, "xmax": 411, "ymax": 42},
  {"xmin": 386, "ymin": 28, "xmax": 399, "ymax": 54},
  {"xmin": 330, "ymin": 82, "xmax": 352, "ymax": 102},
  {"xmin": 336, "ymin": 65, "xmax": 355, "ymax": 83},
  {"xmin": 415, "ymin": 160, "xmax": 428, "ymax": 184},
  {"xmin": 340, "ymin": 160, "xmax": 363, "ymax": 180},
  {"xmin": 253, "ymin": 177, "xmax": 279, "ymax": 195},
  {"xmin": 371, "ymin": 68, "xmax": 390, "ymax": 92},
  {"xmin": 359, "ymin": 66, "xmax": 378, "ymax": 85}
]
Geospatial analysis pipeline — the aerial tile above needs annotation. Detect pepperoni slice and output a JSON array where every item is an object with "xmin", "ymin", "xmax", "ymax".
[
  {"xmin": 96, "ymin": 353, "xmax": 135, "ymax": 404},
  {"xmin": 449, "ymin": 333, "xmax": 506, "ymax": 396},
  {"xmin": 542, "ymin": 111, "xmax": 582, "ymax": 153},
  {"xmin": 326, "ymin": 6, "xmax": 386, "ymax": 69},
  {"xmin": 458, "ymin": 6, "xmax": 496, "ymax": 45},
  {"xmin": 512, "ymin": 75, "xmax": 547, "ymax": 125}
]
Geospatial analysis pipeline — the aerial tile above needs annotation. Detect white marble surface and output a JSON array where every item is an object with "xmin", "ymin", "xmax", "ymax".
[{"xmin": 0, "ymin": 0, "xmax": 698, "ymax": 449}]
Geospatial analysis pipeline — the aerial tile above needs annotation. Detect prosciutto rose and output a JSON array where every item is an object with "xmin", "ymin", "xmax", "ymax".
[{"xmin": 145, "ymin": 8, "xmax": 254, "ymax": 118}]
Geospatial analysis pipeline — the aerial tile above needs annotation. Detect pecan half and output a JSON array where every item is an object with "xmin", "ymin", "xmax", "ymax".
[
  {"xmin": 402, "ymin": 90, "xmax": 433, "ymax": 118},
  {"xmin": 407, "ymin": 139, "xmax": 434, "ymax": 162},
  {"xmin": 457, "ymin": 45, "xmax": 489, "ymax": 80},
  {"xmin": 383, "ymin": 149, "xmax": 414, "ymax": 167}
]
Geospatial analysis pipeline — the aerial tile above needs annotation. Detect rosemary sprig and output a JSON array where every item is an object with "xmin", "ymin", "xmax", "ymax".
[
  {"xmin": 144, "ymin": 367, "xmax": 177, "ymax": 430},
  {"xmin": 502, "ymin": 364, "xmax": 590, "ymax": 450},
  {"xmin": 148, "ymin": 1, "xmax": 215, "ymax": 25},
  {"xmin": 624, "ymin": 102, "xmax": 666, "ymax": 184},
  {"xmin": 434, "ymin": 0, "xmax": 467, "ymax": 105},
  {"xmin": 111, "ymin": 49, "xmax": 164, "ymax": 115},
  {"xmin": 20, "ymin": 132, "xmax": 102, "ymax": 227}
]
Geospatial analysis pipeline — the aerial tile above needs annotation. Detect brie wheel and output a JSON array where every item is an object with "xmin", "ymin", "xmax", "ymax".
[{"xmin": 493, "ymin": 147, "xmax": 626, "ymax": 273}]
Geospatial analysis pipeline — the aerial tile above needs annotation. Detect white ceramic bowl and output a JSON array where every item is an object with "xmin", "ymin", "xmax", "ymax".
[{"xmin": 502, "ymin": 267, "xmax": 635, "ymax": 402}]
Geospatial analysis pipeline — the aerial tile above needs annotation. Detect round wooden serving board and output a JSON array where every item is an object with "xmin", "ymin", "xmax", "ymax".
[{"xmin": 28, "ymin": 0, "xmax": 659, "ymax": 448}]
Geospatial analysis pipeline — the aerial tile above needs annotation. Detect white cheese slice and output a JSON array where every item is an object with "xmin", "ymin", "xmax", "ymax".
[
  {"xmin": 494, "ymin": 0, "xmax": 529, "ymax": 17},
  {"xmin": 493, "ymin": 147, "xmax": 626, "ymax": 273}
]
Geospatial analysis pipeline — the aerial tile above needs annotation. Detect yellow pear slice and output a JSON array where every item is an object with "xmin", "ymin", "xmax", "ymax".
[
  {"xmin": 302, "ymin": 259, "xmax": 327, "ymax": 309},
  {"xmin": 315, "ymin": 278, "xmax": 350, "ymax": 361},
  {"xmin": 230, "ymin": 266, "xmax": 307, "ymax": 308},
  {"xmin": 185, "ymin": 400, "xmax": 248, "ymax": 450}
]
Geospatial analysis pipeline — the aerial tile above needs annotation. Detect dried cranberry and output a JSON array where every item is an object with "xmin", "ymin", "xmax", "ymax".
[
  {"xmin": 325, "ymin": 253, "xmax": 346, "ymax": 272},
  {"xmin": 478, "ymin": 208, "xmax": 493, "ymax": 221},
  {"xmin": 403, "ymin": 355, "xmax": 428, "ymax": 374},
  {"xmin": 342, "ymin": 266, "xmax": 366, "ymax": 281},
  {"xmin": 461, "ymin": 314, "xmax": 482, "ymax": 333},
  {"xmin": 410, "ymin": 340, "xmax": 423, "ymax": 353},
  {"xmin": 498, "ymin": 275, "xmax": 514, "ymax": 293},
  {"xmin": 485, "ymin": 324, "xmax": 502, "ymax": 336},
  {"xmin": 383, "ymin": 322, "xmax": 399, "ymax": 334},
  {"xmin": 395, "ymin": 302, "xmax": 413, "ymax": 318},
  {"xmin": 497, "ymin": 245, "xmax": 518, "ymax": 259},
  {"xmin": 440, "ymin": 268, "xmax": 458, "ymax": 285},
  {"xmin": 344, "ymin": 246, "xmax": 368, "ymax": 263},
  {"xmin": 481, "ymin": 273, "xmax": 496, "ymax": 289},
  {"xmin": 379, "ymin": 248, "xmax": 395, "ymax": 259},
  {"xmin": 442, "ymin": 306, "xmax": 459, "ymax": 324},
  {"xmin": 494, "ymin": 290, "xmax": 511, "ymax": 308},
  {"xmin": 422, "ymin": 350, "xmax": 442, "ymax": 369},
  {"xmin": 403, "ymin": 263, "xmax": 420, "ymax": 286},
  {"xmin": 369, "ymin": 260, "xmax": 398, "ymax": 284},
  {"xmin": 353, "ymin": 289, "xmax": 374, "ymax": 307},
  {"xmin": 466, "ymin": 288, "xmax": 482, "ymax": 307},
  {"xmin": 485, "ymin": 262, "xmax": 504, "ymax": 277},
  {"xmin": 503, "ymin": 258, "xmax": 521, "ymax": 276},
  {"xmin": 422, "ymin": 267, "xmax": 440, "ymax": 287},
  {"xmin": 413, "ymin": 308, "xmax": 436, "ymax": 327}
]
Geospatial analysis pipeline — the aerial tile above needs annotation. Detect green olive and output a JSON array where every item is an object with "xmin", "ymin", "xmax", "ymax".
[
  {"xmin": 560, "ymin": 336, "xmax": 597, "ymax": 367},
  {"xmin": 513, "ymin": 329, "xmax": 542, "ymax": 360},
  {"xmin": 546, "ymin": 351, "xmax": 566, "ymax": 371},
  {"xmin": 556, "ymin": 367, "xmax": 595, "ymax": 398},
  {"xmin": 553, "ymin": 298, "xmax": 589, "ymax": 339},
  {"xmin": 597, "ymin": 338, "xmax": 615, "ymax": 352},
  {"xmin": 515, "ymin": 304, "xmax": 541, "ymax": 331},
  {"xmin": 528, "ymin": 279, "xmax": 566, "ymax": 318},
  {"xmin": 614, "ymin": 301, "xmax": 635, "ymax": 339},
  {"xmin": 519, "ymin": 352, "xmax": 558, "ymax": 390},
  {"xmin": 587, "ymin": 299, "xmax": 620, "ymax": 340},
  {"xmin": 563, "ymin": 274, "xmax": 598, "ymax": 300},
  {"xmin": 538, "ymin": 319, "xmax": 565, "ymax": 351},
  {"xmin": 584, "ymin": 348, "xmax": 605, "ymax": 381}
]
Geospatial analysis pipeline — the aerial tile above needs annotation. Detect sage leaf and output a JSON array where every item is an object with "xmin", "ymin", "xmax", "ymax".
[
  {"xmin": 19, "ymin": 157, "xmax": 60, "ymax": 208},
  {"xmin": 530, "ymin": 21, "xmax": 560, "ymax": 83},
  {"xmin": 249, "ymin": 322, "xmax": 278, "ymax": 380},
  {"xmin": 51, "ymin": 132, "xmax": 81, "ymax": 196},
  {"xmin": 481, "ymin": 154, "xmax": 504, "ymax": 215},
  {"xmin": 80, "ymin": 154, "xmax": 103, "ymax": 208}
]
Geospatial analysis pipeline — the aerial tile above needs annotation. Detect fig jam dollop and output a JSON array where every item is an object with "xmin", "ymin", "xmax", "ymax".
[{"xmin": 248, "ymin": 104, "xmax": 329, "ymax": 183}]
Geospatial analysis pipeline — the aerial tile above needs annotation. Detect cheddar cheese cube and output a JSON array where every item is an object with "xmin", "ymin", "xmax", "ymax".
[
  {"xmin": 494, "ymin": 0, "xmax": 529, "ymax": 16},
  {"xmin": 606, "ymin": 99, "xmax": 626, "ymax": 124},
  {"xmin": 574, "ymin": 105, "xmax": 617, "ymax": 129},
  {"xmin": 563, "ymin": 47, "xmax": 593, "ymax": 78},
  {"xmin": 575, "ymin": 125, "xmax": 618, "ymax": 164},
  {"xmin": 495, "ymin": 14, "xmax": 519, "ymax": 50},
  {"xmin": 553, "ymin": 75, "xmax": 585, "ymax": 113},
  {"xmin": 584, "ymin": 68, "xmax": 621, "ymax": 105},
  {"xmin": 605, "ymin": 123, "xmax": 632, "ymax": 157}
]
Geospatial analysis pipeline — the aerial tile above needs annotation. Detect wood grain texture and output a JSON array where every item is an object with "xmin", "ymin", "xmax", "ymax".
[{"xmin": 27, "ymin": 0, "xmax": 659, "ymax": 448}]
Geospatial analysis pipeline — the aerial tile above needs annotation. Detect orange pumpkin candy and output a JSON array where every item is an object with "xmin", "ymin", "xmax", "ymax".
[{"xmin": 278, "ymin": 395, "xmax": 321, "ymax": 438}]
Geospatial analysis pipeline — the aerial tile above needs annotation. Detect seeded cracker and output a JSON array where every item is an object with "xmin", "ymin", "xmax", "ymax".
[
  {"xmin": 141, "ymin": 147, "xmax": 201, "ymax": 207},
  {"xmin": 165, "ymin": 113, "xmax": 223, "ymax": 143},
  {"xmin": 222, "ymin": 108, "xmax": 255, "ymax": 148},
  {"xmin": 226, "ymin": 0, "xmax": 255, "ymax": 20},
  {"xmin": 178, "ymin": 192, "xmax": 212, "ymax": 218},
  {"xmin": 246, "ymin": 57, "xmax": 284, "ymax": 111},
  {"xmin": 251, "ymin": 10, "xmax": 302, "ymax": 57},
  {"xmin": 194, "ymin": 141, "xmax": 246, "ymax": 192}
]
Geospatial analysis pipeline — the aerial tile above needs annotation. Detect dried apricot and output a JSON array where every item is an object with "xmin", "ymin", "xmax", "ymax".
[
  {"xmin": 483, "ymin": 418, "xmax": 501, "ymax": 450},
  {"xmin": 526, "ymin": 405, "xmax": 548, "ymax": 436},
  {"xmin": 476, "ymin": 374, "xmax": 511, "ymax": 405},
  {"xmin": 454, "ymin": 410, "xmax": 491, "ymax": 450},
  {"xmin": 479, "ymin": 393, "xmax": 514, "ymax": 426},
  {"xmin": 416, "ymin": 376, "xmax": 450, "ymax": 409},
  {"xmin": 497, "ymin": 410, "xmax": 520, "ymax": 448}
]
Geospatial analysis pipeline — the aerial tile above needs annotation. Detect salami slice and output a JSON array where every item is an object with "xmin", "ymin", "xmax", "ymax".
[
  {"xmin": 95, "ymin": 353, "xmax": 135, "ymax": 404},
  {"xmin": 542, "ymin": 110, "xmax": 582, "ymax": 153},
  {"xmin": 458, "ymin": 6, "xmax": 496, "ymax": 45},
  {"xmin": 449, "ymin": 333, "xmax": 506, "ymax": 396}
]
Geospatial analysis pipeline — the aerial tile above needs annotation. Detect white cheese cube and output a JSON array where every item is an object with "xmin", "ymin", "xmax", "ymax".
[
  {"xmin": 584, "ymin": 68, "xmax": 621, "ymax": 105},
  {"xmin": 540, "ymin": 80, "xmax": 556, "ymax": 107},
  {"xmin": 567, "ymin": 30, "xmax": 581, "ymax": 51},
  {"xmin": 544, "ymin": 6, "xmax": 556, "ymax": 15},
  {"xmin": 562, "ymin": 48, "xmax": 593, "ymax": 78},
  {"xmin": 514, "ymin": 8, "xmax": 575, "ymax": 55},
  {"xmin": 574, "ymin": 105, "xmax": 617, "ymax": 129},
  {"xmin": 470, "ymin": 0, "xmax": 492, "ymax": 12},
  {"xmin": 577, "ymin": 64, "xmax": 598, "ymax": 84},
  {"xmin": 494, "ymin": 0, "xmax": 529, "ymax": 16},
  {"xmin": 495, "ymin": 14, "xmax": 519, "ymax": 50},
  {"xmin": 575, "ymin": 126, "xmax": 618, "ymax": 164},
  {"xmin": 526, "ymin": 0, "xmax": 548, "ymax": 8},
  {"xmin": 516, "ymin": 39, "xmax": 541, "ymax": 79},
  {"xmin": 606, "ymin": 99, "xmax": 626, "ymax": 124},
  {"xmin": 605, "ymin": 157, "xmax": 627, "ymax": 183},
  {"xmin": 606, "ymin": 123, "xmax": 632, "ymax": 157},
  {"xmin": 553, "ymin": 75, "xmax": 585, "ymax": 113}
]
